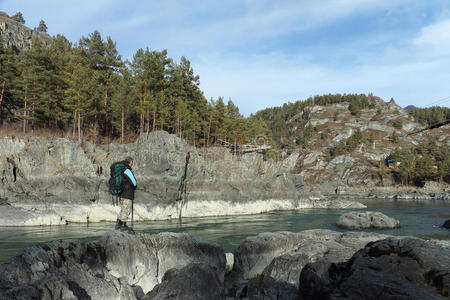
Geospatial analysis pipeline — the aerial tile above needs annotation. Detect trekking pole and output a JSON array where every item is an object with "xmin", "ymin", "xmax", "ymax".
[{"xmin": 131, "ymin": 199, "xmax": 134, "ymax": 227}]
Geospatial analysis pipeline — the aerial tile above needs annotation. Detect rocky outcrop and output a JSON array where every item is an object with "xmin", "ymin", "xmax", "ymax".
[
  {"xmin": 0, "ymin": 13, "xmax": 51, "ymax": 51},
  {"xmin": 299, "ymin": 237, "xmax": 450, "ymax": 299},
  {"xmin": 336, "ymin": 211, "xmax": 400, "ymax": 229},
  {"xmin": 293, "ymin": 101, "xmax": 450, "ymax": 188},
  {"xmin": 0, "ymin": 132, "xmax": 365, "ymax": 225},
  {"xmin": 0, "ymin": 231, "xmax": 225, "ymax": 299},
  {"xmin": 2, "ymin": 229, "xmax": 448, "ymax": 299},
  {"xmin": 226, "ymin": 229, "xmax": 389, "ymax": 298}
]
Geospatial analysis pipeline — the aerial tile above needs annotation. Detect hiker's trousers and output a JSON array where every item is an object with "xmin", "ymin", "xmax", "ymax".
[{"xmin": 118, "ymin": 197, "xmax": 132, "ymax": 222}]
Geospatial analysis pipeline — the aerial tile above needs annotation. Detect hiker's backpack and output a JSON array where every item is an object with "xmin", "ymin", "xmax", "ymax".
[{"xmin": 109, "ymin": 162, "xmax": 127, "ymax": 195}]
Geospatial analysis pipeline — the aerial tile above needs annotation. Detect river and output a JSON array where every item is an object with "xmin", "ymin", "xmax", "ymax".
[{"xmin": 0, "ymin": 200, "xmax": 448, "ymax": 265}]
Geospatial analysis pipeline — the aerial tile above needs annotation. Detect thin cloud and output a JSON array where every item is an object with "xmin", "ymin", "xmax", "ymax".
[{"xmin": 414, "ymin": 18, "xmax": 450, "ymax": 51}]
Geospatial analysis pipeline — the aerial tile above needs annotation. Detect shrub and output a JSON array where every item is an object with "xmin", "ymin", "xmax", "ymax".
[{"xmin": 393, "ymin": 119, "xmax": 403, "ymax": 129}]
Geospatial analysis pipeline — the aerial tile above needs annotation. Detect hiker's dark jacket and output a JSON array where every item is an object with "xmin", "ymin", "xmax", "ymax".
[{"xmin": 120, "ymin": 164, "xmax": 137, "ymax": 200}]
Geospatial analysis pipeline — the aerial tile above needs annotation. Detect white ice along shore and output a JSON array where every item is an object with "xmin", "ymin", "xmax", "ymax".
[{"xmin": 0, "ymin": 198, "xmax": 365, "ymax": 226}]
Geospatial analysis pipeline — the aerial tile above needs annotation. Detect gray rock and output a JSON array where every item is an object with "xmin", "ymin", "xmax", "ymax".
[
  {"xmin": 337, "ymin": 211, "xmax": 400, "ymax": 229},
  {"xmin": 226, "ymin": 229, "xmax": 388, "ymax": 298},
  {"xmin": 144, "ymin": 263, "xmax": 225, "ymax": 300},
  {"xmin": 100, "ymin": 231, "xmax": 226, "ymax": 293},
  {"xmin": 0, "ymin": 239, "xmax": 138, "ymax": 300},
  {"xmin": 332, "ymin": 129, "xmax": 354, "ymax": 143},
  {"xmin": 0, "ymin": 15, "xmax": 51, "ymax": 51},
  {"xmin": 3, "ymin": 228, "xmax": 447, "ymax": 300},
  {"xmin": 0, "ymin": 230, "xmax": 226, "ymax": 299},
  {"xmin": 0, "ymin": 132, "xmax": 309, "ymax": 225},
  {"xmin": 244, "ymin": 274, "xmax": 298, "ymax": 300},
  {"xmin": 231, "ymin": 229, "xmax": 388, "ymax": 281},
  {"xmin": 299, "ymin": 237, "xmax": 450, "ymax": 299}
]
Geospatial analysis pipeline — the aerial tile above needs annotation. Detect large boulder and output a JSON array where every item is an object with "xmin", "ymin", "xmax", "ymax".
[
  {"xmin": 0, "ymin": 238, "xmax": 137, "ymax": 300},
  {"xmin": 0, "ymin": 231, "xmax": 226, "ymax": 299},
  {"xmin": 226, "ymin": 229, "xmax": 388, "ymax": 298},
  {"xmin": 337, "ymin": 211, "xmax": 400, "ymax": 229},
  {"xmin": 299, "ymin": 237, "xmax": 450, "ymax": 299}
]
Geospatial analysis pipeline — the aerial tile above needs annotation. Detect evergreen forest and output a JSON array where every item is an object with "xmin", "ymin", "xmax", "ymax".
[{"xmin": 0, "ymin": 31, "xmax": 270, "ymax": 146}]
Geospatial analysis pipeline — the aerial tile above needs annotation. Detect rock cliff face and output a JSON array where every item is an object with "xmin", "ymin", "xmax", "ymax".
[
  {"xmin": 0, "ymin": 13, "xmax": 51, "ymax": 51},
  {"xmin": 0, "ymin": 131, "xmax": 364, "ymax": 225}
]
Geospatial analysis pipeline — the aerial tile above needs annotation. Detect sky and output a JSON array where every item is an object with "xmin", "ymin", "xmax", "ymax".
[{"xmin": 2, "ymin": 0, "xmax": 450, "ymax": 115}]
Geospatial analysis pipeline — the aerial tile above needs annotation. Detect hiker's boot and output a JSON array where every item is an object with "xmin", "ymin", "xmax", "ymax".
[
  {"xmin": 115, "ymin": 219, "xmax": 123, "ymax": 230},
  {"xmin": 119, "ymin": 222, "xmax": 135, "ymax": 234}
]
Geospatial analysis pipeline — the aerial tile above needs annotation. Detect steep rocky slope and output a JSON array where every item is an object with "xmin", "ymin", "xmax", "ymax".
[
  {"xmin": 0, "ymin": 12, "xmax": 51, "ymax": 51},
  {"xmin": 288, "ymin": 99, "xmax": 449, "ymax": 190}
]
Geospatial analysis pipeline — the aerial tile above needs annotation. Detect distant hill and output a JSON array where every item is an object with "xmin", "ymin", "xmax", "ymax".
[
  {"xmin": 253, "ymin": 94, "xmax": 450, "ymax": 187},
  {"xmin": 0, "ymin": 11, "xmax": 51, "ymax": 51},
  {"xmin": 404, "ymin": 105, "xmax": 416, "ymax": 111}
]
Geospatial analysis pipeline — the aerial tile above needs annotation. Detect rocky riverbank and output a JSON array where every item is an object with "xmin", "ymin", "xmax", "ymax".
[
  {"xmin": 0, "ymin": 131, "xmax": 365, "ymax": 226},
  {"xmin": 0, "ymin": 131, "xmax": 448, "ymax": 226},
  {"xmin": 0, "ymin": 229, "xmax": 448, "ymax": 299}
]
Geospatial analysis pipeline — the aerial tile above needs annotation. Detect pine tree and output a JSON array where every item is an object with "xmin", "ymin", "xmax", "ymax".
[
  {"xmin": 37, "ymin": 20, "xmax": 48, "ymax": 33},
  {"xmin": 79, "ymin": 31, "xmax": 122, "ymax": 139},
  {"xmin": 65, "ymin": 47, "xmax": 93, "ymax": 141},
  {"xmin": 212, "ymin": 97, "xmax": 226, "ymax": 143},
  {"xmin": 11, "ymin": 12, "xmax": 25, "ymax": 24},
  {"xmin": 19, "ymin": 37, "xmax": 51, "ymax": 130},
  {"xmin": 168, "ymin": 56, "xmax": 207, "ymax": 140},
  {"xmin": 111, "ymin": 66, "xmax": 135, "ymax": 143},
  {"xmin": 48, "ymin": 35, "xmax": 72, "ymax": 129},
  {"xmin": 0, "ymin": 39, "xmax": 21, "ymax": 123}
]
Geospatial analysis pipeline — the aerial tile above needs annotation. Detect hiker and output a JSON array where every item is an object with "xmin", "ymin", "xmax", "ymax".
[{"xmin": 113, "ymin": 156, "xmax": 137, "ymax": 231}]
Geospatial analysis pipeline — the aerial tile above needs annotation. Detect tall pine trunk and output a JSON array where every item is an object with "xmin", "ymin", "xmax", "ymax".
[
  {"xmin": 48, "ymin": 96, "xmax": 52, "ymax": 129},
  {"xmin": 121, "ymin": 104, "xmax": 124, "ymax": 144},
  {"xmin": 104, "ymin": 83, "xmax": 109, "ymax": 138},
  {"xmin": 207, "ymin": 118, "xmax": 211, "ymax": 147},
  {"xmin": 77, "ymin": 111, "xmax": 81, "ymax": 143},
  {"xmin": 145, "ymin": 102, "xmax": 150, "ymax": 132},
  {"xmin": 94, "ymin": 110, "xmax": 97, "ymax": 141},
  {"xmin": 139, "ymin": 94, "xmax": 144, "ymax": 134},
  {"xmin": 0, "ymin": 80, "xmax": 5, "ymax": 109},
  {"xmin": 72, "ymin": 113, "xmax": 76, "ymax": 138},
  {"xmin": 23, "ymin": 95, "xmax": 27, "ymax": 133}
]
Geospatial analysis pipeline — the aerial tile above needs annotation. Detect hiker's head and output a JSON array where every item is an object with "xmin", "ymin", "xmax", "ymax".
[{"xmin": 125, "ymin": 156, "xmax": 133, "ymax": 167}]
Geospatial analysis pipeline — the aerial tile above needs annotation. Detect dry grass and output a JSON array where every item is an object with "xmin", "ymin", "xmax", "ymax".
[
  {"xmin": 0, "ymin": 127, "xmax": 66, "ymax": 139},
  {"xmin": 0, "ymin": 125, "xmax": 140, "ymax": 145}
]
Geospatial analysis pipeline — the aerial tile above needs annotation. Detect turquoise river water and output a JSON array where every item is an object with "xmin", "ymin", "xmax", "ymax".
[{"xmin": 0, "ymin": 200, "xmax": 449, "ymax": 265}]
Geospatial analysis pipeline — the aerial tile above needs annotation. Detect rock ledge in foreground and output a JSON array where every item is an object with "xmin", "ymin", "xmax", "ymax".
[{"xmin": 300, "ymin": 237, "xmax": 450, "ymax": 299}]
